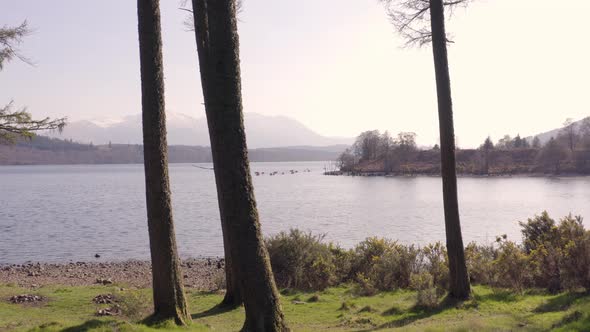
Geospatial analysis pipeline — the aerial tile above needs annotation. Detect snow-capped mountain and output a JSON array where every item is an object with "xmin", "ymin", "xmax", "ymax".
[{"xmin": 50, "ymin": 112, "xmax": 353, "ymax": 148}]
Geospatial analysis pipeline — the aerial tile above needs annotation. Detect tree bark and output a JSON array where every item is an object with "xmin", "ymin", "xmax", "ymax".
[
  {"xmin": 191, "ymin": 0, "xmax": 288, "ymax": 330},
  {"xmin": 429, "ymin": 0, "xmax": 471, "ymax": 299},
  {"xmin": 219, "ymin": 224, "xmax": 242, "ymax": 307},
  {"xmin": 137, "ymin": 0, "xmax": 190, "ymax": 324}
]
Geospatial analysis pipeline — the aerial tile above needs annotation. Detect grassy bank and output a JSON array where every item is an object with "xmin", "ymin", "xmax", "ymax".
[{"xmin": 1, "ymin": 283, "xmax": 589, "ymax": 331}]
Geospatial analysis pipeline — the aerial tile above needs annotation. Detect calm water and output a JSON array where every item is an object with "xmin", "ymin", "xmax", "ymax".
[{"xmin": 1, "ymin": 162, "xmax": 589, "ymax": 264}]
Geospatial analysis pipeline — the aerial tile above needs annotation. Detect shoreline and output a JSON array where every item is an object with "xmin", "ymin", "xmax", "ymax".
[
  {"xmin": 0, "ymin": 258, "xmax": 224, "ymax": 291},
  {"xmin": 326, "ymin": 171, "xmax": 590, "ymax": 178}
]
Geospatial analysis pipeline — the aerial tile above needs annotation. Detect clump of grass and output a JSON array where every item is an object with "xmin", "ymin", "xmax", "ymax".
[
  {"xmin": 552, "ymin": 310, "xmax": 584, "ymax": 329},
  {"xmin": 339, "ymin": 301, "xmax": 357, "ymax": 311},
  {"xmin": 358, "ymin": 305, "xmax": 377, "ymax": 313},
  {"xmin": 117, "ymin": 290, "xmax": 150, "ymax": 320},
  {"xmin": 307, "ymin": 294, "xmax": 320, "ymax": 302},
  {"xmin": 382, "ymin": 305, "xmax": 402, "ymax": 316},
  {"xmin": 280, "ymin": 288, "xmax": 296, "ymax": 296}
]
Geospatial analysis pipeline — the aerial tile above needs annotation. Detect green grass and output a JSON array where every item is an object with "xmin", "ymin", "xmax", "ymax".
[{"xmin": 1, "ymin": 284, "xmax": 589, "ymax": 331}]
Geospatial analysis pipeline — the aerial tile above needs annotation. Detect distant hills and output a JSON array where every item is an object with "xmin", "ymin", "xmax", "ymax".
[
  {"xmin": 47, "ymin": 112, "xmax": 354, "ymax": 148},
  {"xmin": 526, "ymin": 116, "xmax": 590, "ymax": 145}
]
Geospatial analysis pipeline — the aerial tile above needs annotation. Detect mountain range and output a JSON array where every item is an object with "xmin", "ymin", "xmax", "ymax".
[{"xmin": 48, "ymin": 112, "xmax": 354, "ymax": 148}]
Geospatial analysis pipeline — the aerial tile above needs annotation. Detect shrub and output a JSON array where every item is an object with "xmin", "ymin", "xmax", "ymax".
[
  {"xmin": 410, "ymin": 272, "xmax": 439, "ymax": 308},
  {"xmin": 353, "ymin": 272, "xmax": 377, "ymax": 296},
  {"xmin": 529, "ymin": 242, "xmax": 563, "ymax": 293},
  {"xmin": 558, "ymin": 215, "xmax": 590, "ymax": 289},
  {"xmin": 329, "ymin": 244, "xmax": 355, "ymax": 282},
  {"xmin": 265, "ymin": 229, "xmax": 338, "ymax": 290},
  {"xmin": 351, "ymin": 237, "xmax": 393, "ymax": 278},
  {"xmin": 118, "ymin": 291, "xmax": 150, "ymax": 320},
  {"xmin": 520, "ymin": 213, "xmax": 590, "ymax": 292},
  {"xmin": 520, "ymin": 211, "xmax": 558, "ymax": 253},
  {"xmin": 465, "ymin": 242, "xmax": 496, "ymax": 285},
  {"xmin": 350, "ymin": 238, "xmax": 419, "ymax": 291},
  {"xmin": 416, "ymin": 242, "xmax": 449, "ymax": 291},
  {"xmin": 370, "ymin": 243, "xmax": 419, "ymax": 290},
  {"xmin": 492, "ymin": 239, "xmax": 530, "ymax": 292},
  {"xmin": 263, "ymin": 212, "xmax": 590, "ymax": 293}
]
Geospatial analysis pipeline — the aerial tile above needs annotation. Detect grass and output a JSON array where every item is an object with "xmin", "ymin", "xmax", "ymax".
[{"xmin": 1, "ymin": 283, "xmax": 589, "ymax": 331}]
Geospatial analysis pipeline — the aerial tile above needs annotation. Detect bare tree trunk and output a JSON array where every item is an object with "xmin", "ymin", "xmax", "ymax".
[
  {"xmin": 191, "ymin": 0, "xmax": 288, "ymax": 330},
  {"xmin": 483, "ymin": 149, "xmax": 489, "ymax": 175},
  {"xmin": 429, "ymin": 0, "xmax": 471, "ymax": 300},
  {"xmin": 137, "ymin": 0, "xmax": 190, "ymax": 324},
  {"xmin": 219, "ymin": 224, "xmax": 242, "ymax": 307}
]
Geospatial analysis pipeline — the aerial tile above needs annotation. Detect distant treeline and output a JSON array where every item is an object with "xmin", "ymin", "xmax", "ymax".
[
  {"xmin": 338, "ymin": 118, "xmax": 590, "ymax": 175},
  {"xmin": 0, "ymin": 135, "xmax": 344, "ymax": 165}
]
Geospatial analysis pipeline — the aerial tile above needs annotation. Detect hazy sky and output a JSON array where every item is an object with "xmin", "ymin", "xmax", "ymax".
[{"xmin": 1, "ymin": 0, "xmax": 589, "ymax": 147}]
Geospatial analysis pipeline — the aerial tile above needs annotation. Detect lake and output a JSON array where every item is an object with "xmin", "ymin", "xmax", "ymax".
[{"xmin": 1, "ymin": 162, "xmax": 589, "ymax": 264}]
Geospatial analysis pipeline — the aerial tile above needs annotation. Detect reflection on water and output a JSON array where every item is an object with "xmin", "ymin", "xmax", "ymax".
[{"xmin": 1, "ymin": 162, "xmax": 589, "ymax": 264}]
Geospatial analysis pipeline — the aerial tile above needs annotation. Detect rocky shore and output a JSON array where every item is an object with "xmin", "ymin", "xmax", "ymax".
[{"xmin": 0, "ymin": 258, "xmax": 225, "ymax": 291}]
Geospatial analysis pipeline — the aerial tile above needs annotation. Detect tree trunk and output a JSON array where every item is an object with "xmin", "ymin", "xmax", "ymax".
[
  {"xmin": 219, "ymin": 225, "xmax": 242, "ymax": 307},
  {"xmin": 484, "ymin": 149, "xmax": 489, "ymax": 175},
  {"xmin": 429, "ymin": 0, "xmax": 471, "ymax": 300},
  {"xmin": 191, "ymin": 0, "xmax": 288, "ymax": 330},
  {"xmin": 137, "ymin": 0, "xmax": 190, "ymax": 324}
]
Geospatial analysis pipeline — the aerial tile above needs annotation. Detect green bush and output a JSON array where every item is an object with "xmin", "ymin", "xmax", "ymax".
[
  {"xmin": 350, "ymin": 238, "xmax": 420, "ymax": 292},
  {"xmin": 351, "ymin": 237, "xmax": 394, "ymax": 278},
  {"xmin": 263, "ymin": 212, "xmax": 590, "ymax": 293},
  {"xmin": 370, "ymin": 243, "xmax": 419, "ymax": 290},
  {"xmin": 416, "ymin": 242, "xmax": 449, "ymax": 291},
  {"xmin": 410, "ymin": 272, "xmax": 439, "ymax": 308},
  {"xmin": 520, "ymin": 211, "xmax": 558, "ymax": 253},
  {"xmin": 265, "ymin": 229, "xmax": 339, "ymax": 290},
  {"xmin": 557, "ymin": 215, "xmax": 590, "ymax": 289},
  {"xmin": 491, "ymin": 238, "xmax": 530, "ymax": 292},
  {"xmin": 465, "ymin": 242, "xmax": 496, "ymax": 285},
  {"xmin": 329, "ymin": 244, "xmax": 355, "ymax": 282},
  {"xmin": 353, "ymin": 272, "xmax": 378, "ymax": 296},
  {"xmin": 520, "ymin": 213, "xmax": 589, "ymax": 292}
]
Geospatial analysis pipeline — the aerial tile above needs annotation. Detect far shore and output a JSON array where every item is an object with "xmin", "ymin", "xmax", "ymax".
[{"xmin": 325, "ymin": 170, "xmax": 590, "ymax": 178}]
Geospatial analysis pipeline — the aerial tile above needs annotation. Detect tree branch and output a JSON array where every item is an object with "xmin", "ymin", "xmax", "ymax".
[{"xmin": 380, "ymin": 0, "xmax": 469, "ymax": 47}]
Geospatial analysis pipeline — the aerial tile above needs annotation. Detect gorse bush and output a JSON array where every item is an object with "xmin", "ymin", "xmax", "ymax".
[
  {"xmin": 351, "ymin": 238, "xmax": 420, "ymax": 291},
  {"xmin": 416, "ymin": 242, "xmax": 449, "ymax": 292},
  {"xmin": 520, "ymin": 211, "xmax": 558, "ymax": 253},
  {"xmin": 491, "ymin": 238, "xmax": 530, "ymax": 292},
  {"xmin": 559, "ymin": 219, "xmax": 590, "ymax": 289},
  {"xmin": 521, "ymin": 213, "xmax": 590, "ymax": 292},
  {"xmin": 465, "ymin": 242, "xmax": 496, "ymax": 285},
  {"xmin": 410, "ymin": 272, "xmax": 439, "ymax": 308},
  {"xmin": 371, "ymin": 243, "xmax": 419, "ymax": 290},
  {"xmin": 265, "ymin": 229, "xmax": 339, "ymax": 290},
  {"xmin": 265, "ymin": 212, "xmax": 590, "ymax": 299},
  {"xmin": 350, "ymin": 237, "xmax": 393, "ymax": 280}
]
